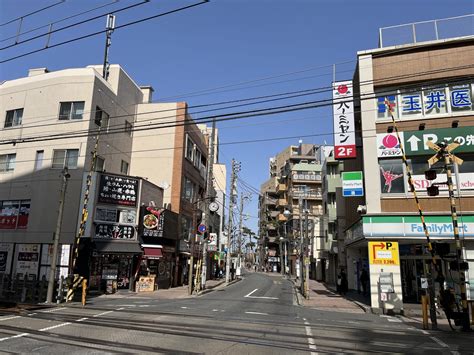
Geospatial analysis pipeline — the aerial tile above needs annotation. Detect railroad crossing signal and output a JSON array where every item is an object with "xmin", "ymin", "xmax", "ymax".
[{"xmin": 426, "ymin": 140, "xmax": 463, "ymax": 167}]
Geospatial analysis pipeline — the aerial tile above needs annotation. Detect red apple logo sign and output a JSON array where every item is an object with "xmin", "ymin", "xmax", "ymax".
[
  {"xmin": 337, "ymin": 85, "xmax": 348, "ymax": 95},
  {"xmin": 378, "ymin": 133, "xmax": 402, "ymax": 157}
]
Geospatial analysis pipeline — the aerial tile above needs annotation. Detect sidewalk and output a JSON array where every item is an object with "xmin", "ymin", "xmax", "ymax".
[{"xmin": 293, "ymin": 278, "xmax": 366, "ymax": 314}]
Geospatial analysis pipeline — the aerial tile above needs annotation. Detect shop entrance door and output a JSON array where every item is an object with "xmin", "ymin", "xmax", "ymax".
[{"xmin": 401, "ymin": 258, "xmax": 443, "ymax": 303}]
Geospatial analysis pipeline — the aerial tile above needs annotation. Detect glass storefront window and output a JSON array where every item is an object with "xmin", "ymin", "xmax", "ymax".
[{"xmin": 379, "ymin": 159, "xmax": 405, "ymax": 194}]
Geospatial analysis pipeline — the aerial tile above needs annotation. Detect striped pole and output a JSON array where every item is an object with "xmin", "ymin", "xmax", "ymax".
[
  {"xmin": 444, "ymin": 150, "xmax": 471, "ymax": 331},
  {"xmin": 385, "ymin": 99, "xmax": 438, "ymax": 329},
  {"xmin": 67, "ymin": 123, "xmax": 102, "ymax": 302}
]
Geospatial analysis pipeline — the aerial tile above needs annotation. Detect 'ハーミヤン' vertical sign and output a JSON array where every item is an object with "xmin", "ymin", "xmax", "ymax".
[{"xmin": 333, "ymin": 81, "xmax": 356, "ymax": 159}]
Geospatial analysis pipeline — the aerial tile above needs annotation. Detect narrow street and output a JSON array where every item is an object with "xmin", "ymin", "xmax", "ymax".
[{"xmin": 1, "ymin": 272, "xmax": 471, "ymax": 354}]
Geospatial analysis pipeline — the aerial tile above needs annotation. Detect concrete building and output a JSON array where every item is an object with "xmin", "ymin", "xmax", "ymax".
[
  {"xmin": 343, "ymin": 20, "xmax": 474, "ymax": 313},
  {"xmin": 259, "ymin": 142, "xmax": 325, "ymax": 277},
  {"xmin": 0, "ymin": 64, "xmax": 211, "ymax": 290}
]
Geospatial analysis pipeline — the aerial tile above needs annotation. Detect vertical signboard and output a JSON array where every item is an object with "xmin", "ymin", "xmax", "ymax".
[
  {"xmin": 333, "ymin": 81, "xmax": 356, "ymax": 159},
  {"xmin": 342, "ymin": 171, "xmax": 364, "ymax": 197},
  {"xmin": 368, "ymin": 241, "xmax": 400, "ymax": 266}
]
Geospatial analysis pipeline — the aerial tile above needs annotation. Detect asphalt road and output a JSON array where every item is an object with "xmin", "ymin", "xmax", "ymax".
[{"xmin": 0, "ymin": 272, "xmax": 472, "ymax": 354}]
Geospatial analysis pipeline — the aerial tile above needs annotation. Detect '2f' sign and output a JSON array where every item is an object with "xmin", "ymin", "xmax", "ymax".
[{"xmin": 335, "ymin": 145, "xmax": 356, "ymax": 158}]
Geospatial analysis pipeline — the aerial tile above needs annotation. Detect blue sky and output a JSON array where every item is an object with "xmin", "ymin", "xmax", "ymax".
[{"xmin": 1, "ymin": 0, "xmax": 473, "ymax": 232}]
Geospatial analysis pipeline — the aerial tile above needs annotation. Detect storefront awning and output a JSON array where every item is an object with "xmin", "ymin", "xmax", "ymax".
[
  {"xmin": 143, "ymin": 247, "xmax": 163, "ymax": 259},
  {"xmin": 94, "ymin": 241, "xmax": 142, "ymax": 254}
]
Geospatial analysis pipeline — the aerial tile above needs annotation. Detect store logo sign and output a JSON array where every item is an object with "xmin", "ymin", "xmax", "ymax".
[{"xmin": 377, "ymin": 132, "xmax": 404, "ymax": 157}]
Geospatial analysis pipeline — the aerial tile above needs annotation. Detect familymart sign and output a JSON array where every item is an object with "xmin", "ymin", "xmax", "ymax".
[
  {"xmin": 363, "ymin": 215, "xmax": 474, "ymax": 238},
  {"xmin": 377, "ymin": 126, "xmax": 474, "ymax": 157}
]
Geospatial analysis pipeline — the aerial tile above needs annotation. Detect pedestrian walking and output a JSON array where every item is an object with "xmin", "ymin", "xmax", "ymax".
[{"xmin": 340, "ymin": 270, "xmax": 348, "ymax": 295}]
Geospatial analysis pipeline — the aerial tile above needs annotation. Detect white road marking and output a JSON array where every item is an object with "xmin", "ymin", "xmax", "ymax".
[
  {"xmin": 420, "ymin": 329, "xmax": 429, "ymax": 335},
  {"xmin": 0, "ymin": 316, "xmax": 20, "ymax": 321},
  {"xmin": 212, "ymin": 309, "xmax": 219, "ymax": 312},
  {"xmin": 303, "ymin": 320, "xmax": 317, "ymax": 354},
  {"xmin": 138, "ymin": 305, "xmax": 149, "ymax": 308},
  {"xmin": 245, "ymin": 311, "xmax": 269, "ymax": 316},
  {"xmin": 244, "ymin": 288, "xmax": 278, "ymax": 300},
  {"xmin": 39, "ymin": 322, "xmax": 71, "ymax": 332},
  {"xmin": 116, "ymin": 307, "xmax": 125, "ymax": 311},
  {"xmin": 181, "ymin": 306, "xmax": 188, "ymax": 309},
  {"xmin": 0, "ymin": 332, "xmax": 29, "ymax": 342},
  {"xmin": 92, "ymin": 310, "xmax": 114, "ymax": 318},
  {"xmin": 430, "ymin": 336, "xmax": 449, "ymax": 348},
  {"xmin": 27, "ymin": 313, "xmax": 37, "ymax": 316},
  {"xmin": 387, "ymin": 318, "xmax": 402, "ymax": 322},
  {"xmin": 41, "ymin": 308, "xmax": 66, "ymax": 313},
  {"xmin": 76, "ymin": 317, "xmax": 88, "ymax": 322}
]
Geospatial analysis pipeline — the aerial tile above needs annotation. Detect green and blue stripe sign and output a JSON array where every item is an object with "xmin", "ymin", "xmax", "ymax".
[{"xmin": 342, "ymin": 171, "xmax": 364, "ymax": 197}]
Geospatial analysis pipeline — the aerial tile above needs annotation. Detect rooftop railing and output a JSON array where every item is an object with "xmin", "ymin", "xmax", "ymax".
[{"xmin": 378, "ymin": 14, "xmax": 474, "ymax": 48}]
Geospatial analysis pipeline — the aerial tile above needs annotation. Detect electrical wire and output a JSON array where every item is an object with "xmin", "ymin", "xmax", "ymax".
[
  {"xmin": 0, "ymin": 1, "xmax": 66, "ymax": 27},
  {"xmin": 0, "ymin": 1, "xmax": 209, "ymax": 63},
  {"xmin": 0, "ymin": 0, "xmax": 120, "ymax": 43},
  {"xmin": 3, "ymin": 69, "xmax": 472, "ymax": 145}
]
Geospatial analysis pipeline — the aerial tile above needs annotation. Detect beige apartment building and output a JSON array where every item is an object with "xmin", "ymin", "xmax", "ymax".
[
  {"xmin": 0, "ymin": 64, "xmax": 211, "ymax": 288},
  {"xmin": 343, "ymin": 25, "xmax": 474, "ymax": 312}
]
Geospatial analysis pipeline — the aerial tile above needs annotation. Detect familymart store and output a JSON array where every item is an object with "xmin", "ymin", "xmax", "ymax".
[{"xmin": 364, "ymin": 215, "xmax": 474, "ymax": 304}]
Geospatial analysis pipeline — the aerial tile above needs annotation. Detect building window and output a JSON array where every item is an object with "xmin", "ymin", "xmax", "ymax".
[
  {"xmin": 124, "ymin": 121, "xmax": 133, "ymax": 136},
  {"xmin": 379, "ymin": 159, "xmax": 405, "ymax": 194},
  {"xmin": 120, "ymin": 160, "xmax": 129, "ymax": 175},
  {"xmin": 183, "ymin": 177, "xmax": 195, "ymax": 202},
  {"xmin": 59, "ymin": 101, "xmax": 85, "ymax": 120},
  {"xmin": 95, "ymin": 106, "xmax": 110, "ymax": 129},
  {"xmin": 34, "ymin": 150, "xmax": 44, "ymax": 171},
  {"xmin": 4, "ymin": 108, "xmax": 23, "ymax": 128},
  {"xmin": 185, "ymin": 135, "xmax": 194, "ymax": 161},
  {"xmin": 0, "ymin": 200, "xmax": 30, "ymax": 229},
  {"xmin": 52, "ymin": 149, "xmax": 79, "ymax": 169},
  {"xmin": 94, "ymin": 156, "xmax": 105, "ymax": 172},
  {"xmin": 0, "ymin": 153, "xmax": 16, "ymax": 172}
]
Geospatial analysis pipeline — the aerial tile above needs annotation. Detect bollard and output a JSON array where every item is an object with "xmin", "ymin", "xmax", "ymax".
[
  {"xmin": 81, "ymin": 279, "xmax": 87, "ymax": 307},
  {"xmin": 421, "ymin": 295, "xmax": 429, "ymax": 330}
]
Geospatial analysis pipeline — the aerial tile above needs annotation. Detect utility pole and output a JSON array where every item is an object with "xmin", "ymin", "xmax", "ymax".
[
  {"xmin": 237, "ymin": 193, "xmax": 244, "ymax": 275},
  {"xmin": 188, "ymin": 205, "xmax": 197, "ymax": 295},
  {"xmin": 298, "ymin": 195, "xmax": 305, "ymax": 297},
  {"xmin": 67, "ymin": 15, "xmax": 116, "ymax": 303},
  {"xmin": 102, "ymin": 14, "xmax": 115, "ymax": 81},
  {"xmin": 304, "ymin": 207, "xmax": 310, "ymax": 299},
  {"xmin": 226, "ymin": 159, "xmax": 240, "ymax": 283},
  {"xmin": 201, "ymin": 118, "xmax": 216, "ymax": 290},
  {"xmin": 427, "ymin": 140, "xmax": 471, "ymax": 331},
  {"xmin": 46, "ymin": 168, "xmax": 70, "ymax": 303}
]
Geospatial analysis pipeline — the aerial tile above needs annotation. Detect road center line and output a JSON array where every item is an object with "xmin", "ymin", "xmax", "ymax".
[
  {"xmin": 39, "ymin": 322, "xmax": 71, "ymax": 332},
  {"xmin": 76, "ymin": 317, "xmax": 89, "ymax": 322},
  {"xmin": 41, "ymin": 308, "xmax": 66, "ymax": 313},
  {"xmin": 245, "ymin": 311, "xmax": 269, "ymax": 315},
  {"xmin": 92, "ymin": 310, "xmax": 114, "ymax": 318},
  {"xmin": 303, "ymin": 320, "xmax": 318, "ymax": 354},
  {"xmin": 0, "ymin": 332, "xmax": 29, "ymax": 342},
  {"xmin": 0, "ymin": 316, "xmax": 21, "ymax": 321},
  {"xmin": 116, "ymin": 307, "xmax": 125, "ymax": 311},
  {"xmin": 244, "ymin": 289, "xmax": 258, "ymax": 298}
]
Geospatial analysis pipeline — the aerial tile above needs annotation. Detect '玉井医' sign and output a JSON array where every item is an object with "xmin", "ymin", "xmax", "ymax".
[{"xmin": 333, "ymin": 81, "xmax": 356, "ymax": 159}]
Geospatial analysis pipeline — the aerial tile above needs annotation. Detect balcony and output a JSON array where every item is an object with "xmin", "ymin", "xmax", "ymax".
[
  {"xmin": 291, "ymin": 173, "xmax": 322, "ymax": 183},
  {"xmin": 291, "ymin": 190, "xmax": 322, "ymax": 200},
  {"xmin": 276, "ymin": 183, "xmax": 286, "ymax": 193},
  {"xmin": 277, "ymin": 198, "xmax": 288, "ymax": 207},
  {"xmin": 263, "ymin": 197, "xmax": 277, "ymax": 206},
  {"xmin": 278, "ymin": 213, "xmax": 288, "ymax": 222},
  {"xmin": 326, "ymin": 176, "xmax": 341, "ymax": 193}
]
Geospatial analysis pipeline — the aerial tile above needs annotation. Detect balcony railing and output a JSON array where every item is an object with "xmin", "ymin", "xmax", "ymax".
[
  {"xmin": 292, "ymin": 173, "xmax": 322, "ymax": 182},
  {"xmin": 379, "ymin": 14, "xmax": 474, "ymax": 48},
  {"xmin": 291, "ymin": 190, "xmax": 322, "ymax": 199}
]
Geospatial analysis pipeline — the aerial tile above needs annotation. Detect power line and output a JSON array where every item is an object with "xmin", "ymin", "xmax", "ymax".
[
  {"xmin": 0, "ymin": 1, "xmax": 209, "ymax": 63},
  {"xmin": 0, "ymin": 1, "xmax": 66, "ymax": 27},
  {"xmin": 0, "ymin": 0, "xmax": 149, "ymax": 51},
  {"xmin": 3, "ymin": 69, "xmax": 472, "ymax": 145},
  {"xmin": 0, "ymin": 0, "xmax": 120, "ymax": 43},
  {"xmin": 2, "ymin": 46, "xmax": 472, "ymax": 129}
]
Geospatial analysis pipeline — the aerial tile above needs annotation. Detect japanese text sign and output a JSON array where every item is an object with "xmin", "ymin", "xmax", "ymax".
[
  {"xmin": 98, "ymin": 174, "xmax": 138, "ymax": 207},
  {"xmin": 140, "ymin": 206, "xmax": 165, "ymax": 238},
  {"xmin": 333, "ymin": 81, "xmax": 356, "ymax": 159},
  {"xmin": 94, "ymin": 223, "xmax": 135, "ymax": 240},
  {"xmin": 369, "ymin": 241, "xmax": 400, "ymax": 266}
]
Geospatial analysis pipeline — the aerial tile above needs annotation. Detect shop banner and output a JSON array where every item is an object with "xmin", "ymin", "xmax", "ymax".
[
  {"xmin": 412, "ymin": 172, "xmax": 474, "ymax": 191},
  {"xmin": 377, "ymin": 126, "xmax": 474, "ymax": 157},
  {"xmin": 333, "ymin": 81, "xmax": 356, "ymax": 159},
  {"xmin": 363, "ymin": 215, "xmax": 474, "ymax": 238},
  {"xmin": 139, "ymin": 206, "xmax": 165, "ymax": 238},
  {"xmin": 98, "ymin": 173, "xmax": 138, "ymax": 206},
  {"xmin": 95, "ymin": 224, "xmax": 135, "ymax": 239}
]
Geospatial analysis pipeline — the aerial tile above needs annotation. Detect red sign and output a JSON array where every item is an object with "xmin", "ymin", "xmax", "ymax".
[{"xmin": 335, "ymin": 145, "xmax": 356, "ymax": 159}]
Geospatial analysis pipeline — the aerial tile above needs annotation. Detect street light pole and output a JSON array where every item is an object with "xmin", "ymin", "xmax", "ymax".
[{"xmin": 46, "ymin": 167, "xmax": 70, "ymax": 303}]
